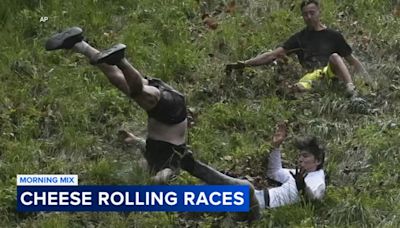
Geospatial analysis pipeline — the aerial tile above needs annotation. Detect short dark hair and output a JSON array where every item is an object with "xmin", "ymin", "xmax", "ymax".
[
  {"xmin": 295, "ymin": 136, "xmax": 325, "ymax": 170},
  {"xmin": 300, "ymin": 0, "xmax": 320, "ymax": 11}
]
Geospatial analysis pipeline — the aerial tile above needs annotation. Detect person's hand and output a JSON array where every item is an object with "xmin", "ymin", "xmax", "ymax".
[
  {"xmin": 272, "ymin": 121, "xmax": 288, "ymax": 148},
  {"xmin": 290, "ymin": 166, "xmax": 308, "ymax": 192},
  {"xmin": 225, "ymin": 61, "xmax": 246, "ymax": 75}
]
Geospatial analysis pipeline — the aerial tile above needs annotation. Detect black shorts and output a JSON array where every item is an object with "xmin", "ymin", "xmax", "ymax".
[{"xmin": 144, "ymin": 138, "xmax": 186, "ymax": 174}]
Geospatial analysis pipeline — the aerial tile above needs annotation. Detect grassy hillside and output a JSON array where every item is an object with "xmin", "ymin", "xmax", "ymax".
[{"xmin": 1, "ymin": 0, "xmax": 399, "ymax": 227}]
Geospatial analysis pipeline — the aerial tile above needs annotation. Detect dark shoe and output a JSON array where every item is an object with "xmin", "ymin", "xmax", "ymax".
[
  {"xmin": 45, "ymin": 27, "xmax": 83, "ymax": 50},
  {"xmin": 91, "ymin": 43, "xmax": 126, "ymax": 65},
  {"xmin": 350, "ymin": 96, "xmax": 370, "ymax": 114}
]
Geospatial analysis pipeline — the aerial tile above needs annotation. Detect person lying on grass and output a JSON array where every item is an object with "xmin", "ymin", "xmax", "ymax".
[{"xmin": 125, "ymin": 123, "xmax": 326, "ymax": 221}]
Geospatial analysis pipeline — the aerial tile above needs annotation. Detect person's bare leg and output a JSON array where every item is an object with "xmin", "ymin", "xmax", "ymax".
[
  {"xmin": 72, "ymin": 41, "xmax": 130, "ymax": 95},
  {"xmin": 328, "ymin": 53, "xmax": 355, "ymax": 95},
  {"xmin": 116, "ymin": 58, "xmax": 144, "ymax": 96},
  {"xmin": 329, "ymin": 53, "xmax": 353, "ymax": 83},
  {"xmin": 90, "ymin": 44, "xmax": 147, "ymax": 98},
  {"xmin": 45, "ymin": 27, "xmax": 130, "ymax": 95},
  {"xmin": 91, "ymin": 44, "xmax": 160, "ymax": 110}
]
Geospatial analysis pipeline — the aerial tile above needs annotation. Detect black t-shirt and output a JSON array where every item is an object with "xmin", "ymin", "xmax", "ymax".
[{"xmin": 281, "ymin": 28, "xmax": 352, "ymax": 70}]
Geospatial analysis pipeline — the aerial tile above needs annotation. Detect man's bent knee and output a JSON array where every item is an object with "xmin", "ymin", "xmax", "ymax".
[{"xmin": 329, "ymin": 53, "xmax": 341, "ymax": 64}]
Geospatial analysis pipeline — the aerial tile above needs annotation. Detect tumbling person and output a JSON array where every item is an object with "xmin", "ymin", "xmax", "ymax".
[
  {"xmin": 45, "ymin": 27, "xmax": 189, "ymax": 183},
  {"xmin": 226, "ymin": 0, "xmax": 367, "ymax": 96}
]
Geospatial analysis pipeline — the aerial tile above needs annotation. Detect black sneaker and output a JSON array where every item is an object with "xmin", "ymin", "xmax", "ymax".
[
  {"xmin": 91, "ymin": 43, "xmax": 126, "ymax": 65},
  {"xmin": 45, "ymin": 27, "xmax": 83, "ymax": 51}
]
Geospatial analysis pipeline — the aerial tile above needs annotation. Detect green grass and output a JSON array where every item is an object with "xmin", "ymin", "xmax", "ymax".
[{"xmin": 1, "ymin": 0, "xmax": 400, "ymax": 227}]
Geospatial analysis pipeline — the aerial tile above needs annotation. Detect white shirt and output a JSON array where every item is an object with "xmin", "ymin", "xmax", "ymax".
[{"xmin": 255, "ymin": 148, "xmax": 325, "ymax": 208}]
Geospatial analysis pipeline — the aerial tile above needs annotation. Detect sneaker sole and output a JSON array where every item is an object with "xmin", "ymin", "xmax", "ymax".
[
  {"xmin": 45, "ymin": 27, "xmax": 83, "ymax": 51},
  {"xmin": 94, "ymin": 43, "xmax": 126, "ymax": 65}
]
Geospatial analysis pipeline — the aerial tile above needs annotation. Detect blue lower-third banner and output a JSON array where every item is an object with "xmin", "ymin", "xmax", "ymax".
[{"xmin": 17, "ymin": 185, "xmax": 250, "ymax": 212}]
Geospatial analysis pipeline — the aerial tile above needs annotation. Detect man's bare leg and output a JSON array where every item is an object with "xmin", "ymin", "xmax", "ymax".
[
  {"xmin": 91, "ymin": 44, "xmax": 160, "ymax": 111},
  {"xmin": 89, "ymin": 44, "xmax": 147, "ymax": 96},
  {"xmin": 328, "ymin": 53, "xmax": 355, "ymax": 95},
  {"xmin": 45, "ymin": 27, "xmax": 131, "ymax": 95},
  {"xmin": 46, "ymin": 28, "xmax": 157, "ymax": 108},
  {"xmin": 72, "ymin": 41, "xmax": 131, "ymax": 95}
]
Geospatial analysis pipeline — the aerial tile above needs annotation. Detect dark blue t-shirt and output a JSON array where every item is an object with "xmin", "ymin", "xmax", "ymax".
[{"xmin": 282, "ymin": 28, "xmax": 352, "ymax": 70}]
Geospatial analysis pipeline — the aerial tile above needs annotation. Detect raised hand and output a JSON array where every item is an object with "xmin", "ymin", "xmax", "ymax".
[
  {"xmin": 272, "ymin": 121, "xmax": 288, "ymax": 148},
  {"xmin": 290, "ymin": 166, "xmax": 308, "ymax": 192}
]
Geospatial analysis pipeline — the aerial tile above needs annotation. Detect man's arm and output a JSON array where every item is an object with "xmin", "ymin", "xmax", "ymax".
[
  {"xmin": 267, "ymin": 148, "xmax": 291, "ymax": 183},
  {"xmin": 226, "ymin": 47, "xmax": 287, "ymax": 71},
  {"xmin": 244, "ymin": 47, "xmax": 287, "ymax": 67},
  {"xmin": 344, "ymin": 54, "xmax": 367, "ymax": 75},
  {"xmin": 266, "ymin": 122, "xmax": 290, "ymax": 182}
]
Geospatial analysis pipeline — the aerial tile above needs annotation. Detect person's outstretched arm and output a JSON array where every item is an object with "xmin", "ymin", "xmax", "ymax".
[
  {"xmin": 244, "ymin": 47, "xmax": 287, "ymax": 67},
  {"xmin": 226, "ymin": 47, "xmax": 287, "ymax": 71}
]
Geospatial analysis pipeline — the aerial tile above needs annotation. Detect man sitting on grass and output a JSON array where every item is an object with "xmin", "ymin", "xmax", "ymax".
[{"xmin": 226, "ymin": 0, "xmax": 367, "ymax": 97}]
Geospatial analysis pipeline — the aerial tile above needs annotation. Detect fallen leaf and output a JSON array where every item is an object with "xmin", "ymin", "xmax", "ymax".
[
  {"xmin": 202, "ymin": 14, "xmax": 218, "ymax": 30},
  {"xmin": 393, "ymin": 4, "xmax": 400, "ymax": 16},
  {"xmin": 225, "ymin": 1, "xmax": 236, "ymax": 14}
]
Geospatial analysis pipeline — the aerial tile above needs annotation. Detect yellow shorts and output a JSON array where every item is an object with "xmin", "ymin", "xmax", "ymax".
[{"xmin": 297, "ymin": 65, "xmax": 335, "ymax": 90}]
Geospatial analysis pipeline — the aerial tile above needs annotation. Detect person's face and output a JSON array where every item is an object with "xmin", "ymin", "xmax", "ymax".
[
  {"xmin": 298, "ymin": 150, "xmax": 321, "ymax": 172},
  {"xmin": 301, "ymin": 3, "xmax": 320, "ymax": 29}
]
